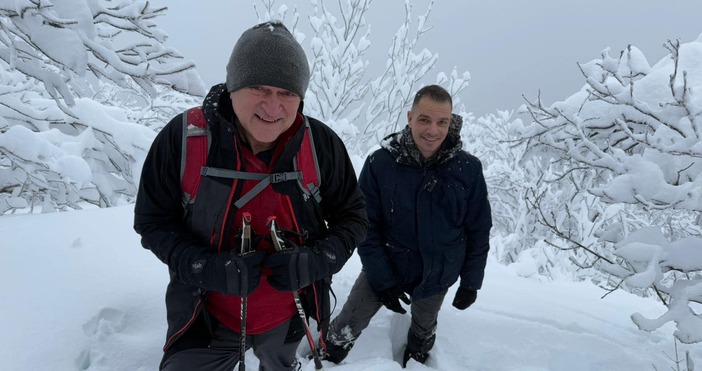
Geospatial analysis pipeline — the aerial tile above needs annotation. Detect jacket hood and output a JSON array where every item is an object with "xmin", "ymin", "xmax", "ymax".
[
  {"xmin": 381, "ymin": 113, "xmax": 464, "ymax": 166},
  {"xmin": 201, "ymin": 83, "xmax": 234, "ymax": 128}
]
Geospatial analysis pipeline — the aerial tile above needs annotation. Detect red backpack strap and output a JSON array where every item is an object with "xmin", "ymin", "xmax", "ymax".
[
  {"xmin": 180, "ymin": 107, "xmax": 209, "ymax": 205},
  {"xmin": 180, "ymin": 113, "xmax": 321, "ymax": 208},
  {"xmin": 294, "ymin": 116, "xmax": 322, "ymax": 204}
]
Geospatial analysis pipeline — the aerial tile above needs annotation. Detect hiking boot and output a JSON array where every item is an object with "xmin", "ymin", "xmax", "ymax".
[
  {"xmin": 321, "ymin": 340, "xmax": 354, "ymax": 364},
  {"xmin": 402, "ymin": 332, "xmax": 434, "ymax": 368},
  {"xmin": 402, "ymin": 348, "xmax": 429, "ymax": 368}
]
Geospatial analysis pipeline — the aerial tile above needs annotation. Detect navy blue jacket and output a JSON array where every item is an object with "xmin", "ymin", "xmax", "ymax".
[{"xmin": 357, "ymin": 114, "xmax": 492, "ymax": 300}]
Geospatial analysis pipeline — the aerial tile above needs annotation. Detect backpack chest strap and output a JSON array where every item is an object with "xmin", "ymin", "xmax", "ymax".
[{"xmin": 200, "ymin": 166, "xmax": 303, "ymax": 208}]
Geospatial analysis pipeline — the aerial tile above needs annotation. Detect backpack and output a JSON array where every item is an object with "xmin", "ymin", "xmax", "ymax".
[
  {"xmin": 178, "ymin": 107, "xmax": 332, "ymax": 333},
  {"xmin": 179, "ymin": 107, "xmax": 322, "ymax": 208}
]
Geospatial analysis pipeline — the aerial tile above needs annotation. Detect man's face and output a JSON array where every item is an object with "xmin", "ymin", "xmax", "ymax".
[
  {"xmin": 407, "ymin": 97, "xmax": 452, "ymax": 159},
  {"xmin": 230, "ymin": 85, "xmax": 301, "ymax": 154}
]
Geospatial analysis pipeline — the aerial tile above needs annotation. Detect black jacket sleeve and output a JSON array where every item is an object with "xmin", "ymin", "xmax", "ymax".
[
  {"xmin": 309, "ymin": 120, "xmax": 368, "ymax": 274},
  {"xmin": 133, "ymin": 114, "xmax": 213, "ymax": 283},
  {"xmin": 356, "ymin": 151, "xmax": 397, "ymax": 292},
  {"xmin": 460, "ymin": 155, "xmax": 492, "ymax": 290}
]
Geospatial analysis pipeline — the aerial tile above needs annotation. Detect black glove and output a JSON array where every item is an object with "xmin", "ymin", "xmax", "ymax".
[
  {"xmin": 377, "ymin": 286, "xmax": 411, "ymax": 314},
  {"xmin": 182, "ymin": 249, "xmax": 266, "ymax": 297},
  {"xmin": 452, "ymin": 287, "xmax": 477, "ymax": 310},
  {"xmin": 264, "ymin": 239, "xmax": 333, "ymax": 292}
]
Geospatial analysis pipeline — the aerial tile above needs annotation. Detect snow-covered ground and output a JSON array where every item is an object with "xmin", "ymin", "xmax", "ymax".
[{"xmin": 2, "ymin": 205, "xmax": 699, "ymax": 370}]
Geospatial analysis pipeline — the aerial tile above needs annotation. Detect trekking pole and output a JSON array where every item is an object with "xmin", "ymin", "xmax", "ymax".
[
  {"xmin": 239, "ymin": 212, "xmax": 253, "ymax": 371},
  {"xmin": 267, "ymin": 216, "xmax": 325, "ymax": 371}
]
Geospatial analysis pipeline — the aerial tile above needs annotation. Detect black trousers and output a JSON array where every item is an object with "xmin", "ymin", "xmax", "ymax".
[{"xmin": 161, "ymin": 310, "xmax": 304, "ymax": 371}]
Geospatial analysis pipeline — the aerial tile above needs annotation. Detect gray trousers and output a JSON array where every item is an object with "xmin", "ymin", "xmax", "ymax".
[
  {"xmin": 161, "ymin": 315, "xmax": 301, "ymax": 371},
  {"xmin": 326, "ymin": 271, "xmax": 447, "ymax": 352}
]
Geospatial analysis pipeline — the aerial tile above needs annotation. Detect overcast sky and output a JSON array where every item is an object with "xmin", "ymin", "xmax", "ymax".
[{"xmin": 152, "ymin": 0, "xmax": 702, "ymax": 117}]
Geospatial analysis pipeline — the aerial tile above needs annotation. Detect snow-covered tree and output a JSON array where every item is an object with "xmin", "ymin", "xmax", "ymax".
[
  {"xmin": 304, "ymin": 0, "xmax": 371, "ymax": 144},
  {"xmin": 0, "ymin": 0, "xmax": 204, "ymax": 214},
  {"xmin": 460, "ymin": 112, "xmax": 533, "ymax": 262},
  {"xmin": 353, "ymin": 0, "xmax": 469, "ymax": 154},
  {"xmin": 255, "ymin": 0, "xmax": 469, "ymax": 156},
  {"xmin": 516, "ymin": 36, "xmax": 702, "ymax": 343}
]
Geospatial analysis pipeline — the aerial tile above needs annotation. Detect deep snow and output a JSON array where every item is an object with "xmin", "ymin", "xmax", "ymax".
[{"xmin": 2, "ymin": 205, "xmax": 698, "ymax": 370}]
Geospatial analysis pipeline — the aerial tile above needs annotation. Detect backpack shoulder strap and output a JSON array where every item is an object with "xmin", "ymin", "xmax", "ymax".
[
  {"xmin": 189, "ymin": 114, "xmax": 322, "ymax": 208},
  {"xmin": 294, "ymin": 116, "xmax": 322, "ymax": 204},
  {"xmin": 180, "ymin": 107, "xmax": 209, "ymax": 205}
]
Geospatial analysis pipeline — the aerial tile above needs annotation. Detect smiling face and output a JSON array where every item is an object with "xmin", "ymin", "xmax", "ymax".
[
  {"xmin": 230, "ymin": 85, "xmax": 301, "ymax": 154},
  {"xmin": 407, "ymin": 97, "xmax": 452, "ymax": 159}
]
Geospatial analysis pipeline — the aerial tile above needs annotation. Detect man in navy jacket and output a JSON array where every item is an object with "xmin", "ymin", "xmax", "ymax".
[{"xmin": 321, "ymin": 84, "xmax": 492, "ymax": 367}]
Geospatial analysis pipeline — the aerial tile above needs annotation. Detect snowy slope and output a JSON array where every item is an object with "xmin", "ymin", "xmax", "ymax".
[{"xmin": 1, "ymin": 205, "xmax": 698, "ymax": 370}]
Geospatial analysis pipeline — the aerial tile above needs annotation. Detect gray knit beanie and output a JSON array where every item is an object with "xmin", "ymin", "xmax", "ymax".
[{"xmin": 226, "ymin": 21, "xmax": 310, "ymax": 98}]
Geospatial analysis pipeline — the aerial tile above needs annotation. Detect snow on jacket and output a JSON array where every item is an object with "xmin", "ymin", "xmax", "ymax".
[
  {"xmin": 133, "ymin": 83, "xmax": 368, "ymax": 350},
  {"xmin": 357, "ymin": 113, "xmax": 492, "ymax": 300}
]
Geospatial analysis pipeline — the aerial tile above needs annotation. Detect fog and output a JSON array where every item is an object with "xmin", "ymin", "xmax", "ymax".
[{"xmin": 152, "ymin": 0, "xmax": 702, "ymax": 116}]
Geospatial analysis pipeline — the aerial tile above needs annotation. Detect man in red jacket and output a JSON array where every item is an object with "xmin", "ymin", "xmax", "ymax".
[{"xmin": 134, "ymin": 21, "xmax": 367, "ymax": 371}]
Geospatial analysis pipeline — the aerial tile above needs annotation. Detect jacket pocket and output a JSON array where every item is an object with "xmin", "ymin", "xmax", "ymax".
[
  {"xmin": 439, "ymin": 244, "xmax": 465, "ymax": 288},
  {"xmin": 380, "ymin": 181, "xmax": 417, "ymax": 236},
  {"xmin": 387, "ymin": 243, "xmax": 423, "ymax": 288},
  {"xmin": 436, "ymin": 180, "xmax": 468, "ymax": 227}
]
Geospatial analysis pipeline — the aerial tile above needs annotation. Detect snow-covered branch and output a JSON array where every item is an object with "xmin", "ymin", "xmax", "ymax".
[
  {"xmin": 0, "ymin": 0, "xmax": 204, "ymax": 213},
  {"xmin": 515, "ymin": 36, "xmax": 702, "ymax": 343}
]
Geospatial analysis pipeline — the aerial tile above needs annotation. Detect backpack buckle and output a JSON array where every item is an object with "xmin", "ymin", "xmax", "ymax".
[
  {"xmin": 270, "ymin": 172, "xmax": 302, "ymax": 184},
  {"xmin": 271, "ymin": 173, "xmax": 286, "ymax": 183}
]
